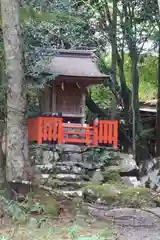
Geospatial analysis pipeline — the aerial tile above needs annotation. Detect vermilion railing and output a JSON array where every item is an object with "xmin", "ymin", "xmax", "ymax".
[{"xmin": 28, "ymin": 117, "xmax": 118, "ymax": 148}]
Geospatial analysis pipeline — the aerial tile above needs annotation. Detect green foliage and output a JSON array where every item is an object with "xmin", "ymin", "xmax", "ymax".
[
  {"xmin": 0, "ymin": 224, "xmax": 115, "ymax": 240},
  {"xmin": 123, "ymin": 54, "xmax": 157, "ymax": 101},
  {"xmin": 102, "ymin": 168, "xmax": 121, "ymax": 183},
  {"xmin": 68, "ymin": 224, "xmax": 82, "ymax": 239},
  {"xmin": 89, "ymin": 85, "xmax": 113, "ymax": 108},
  {"xmin": 83, "ymin": 183, "xmax": 154, "ymax": 208},
  {"xmin": 91, "ymin": 53, "xmax": 157, "ymax": 108}
]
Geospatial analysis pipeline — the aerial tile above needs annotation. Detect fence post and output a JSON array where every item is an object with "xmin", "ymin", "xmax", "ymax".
[
  {"xmin": 57, "ymin": 118, "xmax": 63, "ymax": 144},
  {"xmin": 113, "ymin": 120, "xmax": 118, "ymax": 149}
]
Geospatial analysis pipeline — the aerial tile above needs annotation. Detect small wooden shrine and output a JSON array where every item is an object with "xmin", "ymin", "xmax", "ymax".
[{"xmin": 28, "ymin": 49, "xmax": 118, "ymax": 148}]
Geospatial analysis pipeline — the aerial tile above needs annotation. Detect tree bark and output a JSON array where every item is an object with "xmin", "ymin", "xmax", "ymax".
[
  {"xmin": 130, "ymin": 51, "xmax": 139, "ymax": 160},
  {"xmin": 1, "ymin": 0, "xmax": 32, "ymax": 190},
  {"xmin": 158, "ymin": 0, "xmax": 160, "ymax": 13},
  {"xmin": 111, "ymin": 0, "xmax": 117, "ymax": 119},
  {"xmin": 0, "ymin": 120, "xmax": 6, "ymax": 188},
  {"xmin": 156, "ymin": 24, "xmax": 160, "ymax": 156}
]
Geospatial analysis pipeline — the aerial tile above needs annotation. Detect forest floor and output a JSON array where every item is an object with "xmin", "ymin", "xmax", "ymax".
[
  {"xmin": 0, "ymin": 214, "xmax": 160, "ymax": 240},
  {"xmin": 0, "ymin": 188, "xmax": 160, "ymax": 240}
]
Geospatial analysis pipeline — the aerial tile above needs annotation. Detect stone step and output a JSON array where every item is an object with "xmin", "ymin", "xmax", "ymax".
[
  {"xmin": 36, "ymin": 164, "xmax": 85, "ymax": 174},
  {"xmin": 41, "ymin": 185, "xmax": 82, "ymax": 198},
  {"xmin": 53, "ymin": 189, "xmax": 83, "ymax": 198},
  {"xmin": 36, "ymin": 161, "xmax": 103, "ymax": 172},
  {"xmin": 46, "ymin": 179, "xmax": 88, "ymax": 190},
  {"xmin": 52, "ymin": 173, "xmax": 90, "ymax": 181}
]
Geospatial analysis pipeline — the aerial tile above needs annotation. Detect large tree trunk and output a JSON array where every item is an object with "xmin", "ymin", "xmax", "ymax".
[{"xmin": 1, "ymin": 0, "xmax": 32, "ymax": 197}]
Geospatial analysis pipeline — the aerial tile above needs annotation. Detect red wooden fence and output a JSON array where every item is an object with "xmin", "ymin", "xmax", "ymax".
[{"xmin": 28, "ymin": 117, "xmax": 118, "ymax": 148}]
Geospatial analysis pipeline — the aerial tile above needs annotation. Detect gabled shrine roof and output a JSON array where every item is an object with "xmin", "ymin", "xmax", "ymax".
[
  {"xmin": 48, "ymin": 49, "xmax": 107, "ymax": 78},
  {"xmin": 31, "ymin": 48, "xmax": 109, "ymax": 79}
]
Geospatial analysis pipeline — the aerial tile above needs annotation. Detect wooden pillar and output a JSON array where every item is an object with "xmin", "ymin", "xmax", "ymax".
[
  {"xmin": 81, "ymin": 90, "xmax": 86, "ymax": 124},
  {"xmin": 52, "ymin": 82, "xmax": 56, "ymax": 113},
  {"xmin": 40, "ymin": 86, "xmax": 52, "ymax": 113}
]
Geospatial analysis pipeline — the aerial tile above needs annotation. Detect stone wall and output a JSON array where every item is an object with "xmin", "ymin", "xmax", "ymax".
[{"xmin": 29, "ymin": 144, "xmax": 142, "ymax": 197}]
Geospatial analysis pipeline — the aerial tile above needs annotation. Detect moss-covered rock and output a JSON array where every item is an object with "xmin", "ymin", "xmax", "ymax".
[
  {"xmin": 28, "ymin": 188, "xmax": 59, "ymax": 217},
  {"xmin": 43, "ymin": 198, "xmax": 58, "ymax": 216},
  {"xmin": 82, "ymin": 183, "xmax": 155, "ymax": 208},
  {"xmin": 46, "ymin": 178, "xmax": 88, "ymax": 190},
  {"xmin": 102, "ymin": 167, "xmax": 121, "ymax": 183}
]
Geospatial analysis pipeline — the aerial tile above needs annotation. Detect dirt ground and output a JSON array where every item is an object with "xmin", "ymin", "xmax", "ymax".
[
  {"xmin": 0, "ymin": 188, "xmax": 160, "ymax": 240},
  {"xmin": 0, "ymin": 214, "xmax": 160, "ymax": 240}
]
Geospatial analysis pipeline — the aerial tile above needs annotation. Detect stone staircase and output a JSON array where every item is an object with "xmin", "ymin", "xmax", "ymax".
[
  {"xmin": 31, "ymin": 144, "xmax": 103, "ymax": 198},
  {"xmin": 30, "ymin": 143, "xmax": 143, "ymax": 198}
]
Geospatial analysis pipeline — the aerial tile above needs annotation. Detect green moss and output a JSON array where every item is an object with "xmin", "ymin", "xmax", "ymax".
[
  {"xmin": 43, "ymin": 198, "xmax": 58, "ymax": 216},
  {"xmin": 83, "ymin": 184, "xmax": 155, "ymax": 208},
  {"xmin": 102, "ymin": 168, "xmax": 121, "ymax": 183},
  {"xmin": 27, "ymin": 188, "xmax": 59, "ymax": 217}
]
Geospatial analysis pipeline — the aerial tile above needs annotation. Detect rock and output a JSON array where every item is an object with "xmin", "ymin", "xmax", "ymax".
[
  {"xmin": 140, "ymin": 157, "xmax": 160, "ymax": 189},
  {"xmin": 57, "ymin": 144, "xmax": 81, "ymax": 153},
  {"xmin": 29, "ymin": 146, "xmax": 43, "ymax": 165},
  {"xmin": 42, "ymin": 150, "xmax": 54, "ymax": 164},
  {"xmin": 40, "ymin": 174, "xmax": 50, "ymax": 180},
  {"xmin": 52, "ymin": 173, "xmax": 86, "ymax": 181},
  {"xmin": 102, "ymin": 167, "xmax": 121, "ymax": 183},
  {"xmin": 91, "ymin": 169, "xmax": 104, "ymax": 184},
  {"xmin": 141, "ymin": 169, "xmax": 160, "ymax": 188},
  {"xmin": 156, "ymin": 187, "xmax": 160, "ymax": 193},
  {"xmin": 46, "ymin": 178, "xmax": 87, "ymax": 190},
  {"xmin": 55, "ymin": 163, "xmax": 85, "ymax": 174},
  {"xmin": 58, "ymin": 144, "xmax": 82, "ymax": 162},
  {"xmin": 84, "ymin": 206, "xmax": 160, "ymax": 227},
  {"xmin": 54, "ymin": 189, "xmax": 83, "ymax": 198},
  {"xmin": 29, "ymin": 218, "xmax": 38, "ymax": 228},
  {"xmin": 118, "ymin": 153, "xmax": 138, "ymax": 172},
  {"xmin": 121, "ymin": 177, "xmax": 141, "ymax": 187},
  {"xmin": 83, "ymin": 183, "xmax": 154, "ymax": 208},
  {"xmin": 151, "ymin": 191, "xmax": 160, "ymax": 205},
  {"xmin": 99, "ymin": 150, "xmax": 119, "ymax": 164},
  {"xmin": 53, "ymin": 151, "xmax": 60, "ymax": 161},
  {"xmin": 139, "ymin": 157, "xmax": 160, "ymax": 176},
  {"xmin": 36, "ymin": 164, "xmax": 53, "ymax": 173}
]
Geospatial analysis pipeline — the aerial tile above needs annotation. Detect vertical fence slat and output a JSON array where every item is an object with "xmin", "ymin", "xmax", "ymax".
[
  {"xmin": 99, "ymin": 120, "xmax": 103, "ymax": 143},
  {"xmin": 48, "ymin": 118, "xmax": 52, "ymax": 141},
  {"xmin": 103, "ymin": 120, "xmax": 108, "ymax": 144},
  {"xmin": 93, "ymin": 125, "xmax": 98, "ymax": 145},
  {"xmin": 37, "ymin": 117, "xmax": 42, "ymax": 144},
  {"xmin": 43, "ymin": 118, "xmax": 47, "ymax": 141},
  {"xmin": 53, "ymin": 118, "xmax": 57, "ymax": 141},
  {"xmin": 85, "ymin": 128, "xmax": 90, "ymax": 145},
  {"xmin": 108, "ymin": 121, "xmax": 113, "ymax": 144},
  {"xmin": 57, "ymin": 118, "xmax": 63, "ymax": 144}
]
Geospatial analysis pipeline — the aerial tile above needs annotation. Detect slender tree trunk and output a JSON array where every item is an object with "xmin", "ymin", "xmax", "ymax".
[
  {"xmin": 156, "ymin": 24, "xmax": 160, "ymax": 156},
  {"xmin": 1, "ymin": 0, "xmax": 32, "ymax": 196},
  {"xmin": 158, "ymin": 0, "xmax": 160, "ymax": 13},
  {"xmin": 111, "ymin": 0, "xmax": 117, "ymax": 119},
  {"xmin": 130, "ymin": 52, "xmax": 139, "ymax": 160},
  {"xmin": 0, "ymin": 120, "xmax": 6, "ymax": 188}
]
